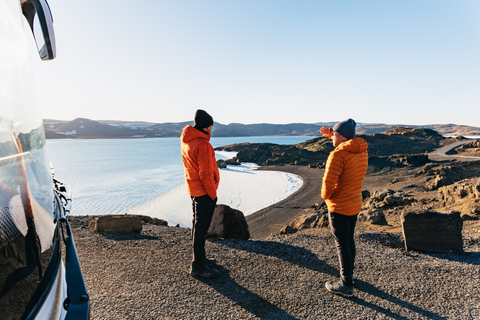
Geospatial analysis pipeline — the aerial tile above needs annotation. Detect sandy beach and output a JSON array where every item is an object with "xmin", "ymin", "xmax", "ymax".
[
  {"xmin": 70, "ymin": 164, "xmax": 480, "ymax": 319},
  {"xmin": 247, "ymin": 165, "xmax": 324, "ymax": 239}
]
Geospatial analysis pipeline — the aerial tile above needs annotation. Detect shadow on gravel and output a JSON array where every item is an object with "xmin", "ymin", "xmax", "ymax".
[
  {"xmin": 356, "ymin": 232, "xmax": 404, "ymax": 249},
  {"xmin": 423, "ymin": 251, "xmax": 480, "ymax": 265},
  {"xmin": 198, "ymin": 266, "xmax": 299, "ymax": 320},
  {"xmin": 99, "ymin": 232, "xmax": 159, "ymax": 241},
  {"xmin": 355, "ymin": 280, "xmax": 447, "ymax": 320},
  {"xmin": 424, "ymin": 238, "xmax": 480, "ymax": 265},
  {"xmin": 358, "ymin": 232, "xmax": 480, "ymax": 265},
  {"xmin": 212, "ymin": 239, "xmax": 338, "ymax": 276}
]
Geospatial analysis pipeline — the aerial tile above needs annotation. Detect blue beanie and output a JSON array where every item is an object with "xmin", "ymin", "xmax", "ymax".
[{"xmin": 333, "ymin": 118, "xmax": 356, "ymax": 140}]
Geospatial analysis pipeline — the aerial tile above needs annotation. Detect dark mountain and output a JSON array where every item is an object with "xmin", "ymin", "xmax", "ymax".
[
  {"xmin": 215, "ymin": 127, "xmax": 459, "ymax": 167},
  {"xmin": 44, "ymin": 118, "xmax": 192, "ymax": 139},
  {"xmin": 43, "ymin": 118, "xmax": 480, "ymax": 139}
]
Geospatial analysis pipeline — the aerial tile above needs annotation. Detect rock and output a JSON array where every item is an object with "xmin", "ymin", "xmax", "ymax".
[
  {"xmin": 457, "ymin": 139, "xmax": 480, "ymax": 150},
  {"xmin": 225, "ymin": 157, "xmax": 241, "ymax": 165},
  {"xmin": 388, "ymin": 154, "xmax": 429, "ymax": 167},
  {"xmin": 317, "ymin": 215, "xmax": 329, "ymax": 228},
  {"xmin": 362, "ymin": 189, "xmax": 371, "ymax": 200},
  {"xmin": 400, "ymin": 210, "xmax": 463, "ymax": 253},
  {"xmin": 308, "ymin": 162, "xmax": 325, "ymax": 169},
  {"xmin": 129, "ymin": 214, "xmax": 168, "ymax": 226},
  {"xmin": 358, "ymin": 209, "xmax": 388, "ymax": 225},
  {"xmin": 151, "ymin": 218, "xmax": 169, "ymax": 226},
  {"xmin": 426, "ymin": 175, "xmax": 448, "ymax": 191},
  {"xmin": 216, "ymin": 159, "xmax": 227, "ymax": 169},
  {"xmin": 279, "ymin": 212, "xmax": 329, "ymax": 235},
  {"xmin": 207, "ymin": 205, "xmax": 250, "ymax": 239},
  {"xmin": 439, "ymin": 177, "xmax": 480, "ymax": 206},
  {"xmin": 215, "ymin": 141, "xmax": 331, "ymax": 166},
  {"xmin": 217, "ymin": 157, "xmax": 240, "ymax": 169},
  {"xmin": 417, "ymin": 163, "xmax": 480, "ymax": 191},
  {"xmin": 461, "ymin": 203, "xmax": 480, "ymax": 220},
  {"xmin": 89, "ymin": 215, "xmax": 143, "ymax": 233},
  {"xmin": 217, "ymin": 158, "xmax": 240, "ymax": 168},
  {"xmin": 312, "ymin": 202, "xmax": 327, "ymax": 213},
  {"xmin": 364, "ymin": 189, "xmax": 416, "ymax": 209},
  {"xmin": 279, "ymin": 225, "xmax": 298, "ymax": 235}
]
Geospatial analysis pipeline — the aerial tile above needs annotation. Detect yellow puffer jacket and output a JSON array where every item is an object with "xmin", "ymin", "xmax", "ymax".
[
  {"xmin": 181, "ymin": 125, "xmax": 220, "ymax": 200},
  {"xmin": 321, "ymin": 137, "xmax": 368, "ymax": 216}
]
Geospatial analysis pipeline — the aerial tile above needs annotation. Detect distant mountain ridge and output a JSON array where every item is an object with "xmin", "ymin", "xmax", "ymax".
[{"xmin": 43, "ymin": 118, "xmax": 480, "ymax": 139}]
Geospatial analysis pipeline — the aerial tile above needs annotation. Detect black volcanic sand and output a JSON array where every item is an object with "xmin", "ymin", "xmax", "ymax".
[
  {"xmin": 247, "ymin": 165, "xmax": 324, "ymax": 239},
  {"xmin": 70, "ymin": 164, "xmax": 480, "ymax": 320}
]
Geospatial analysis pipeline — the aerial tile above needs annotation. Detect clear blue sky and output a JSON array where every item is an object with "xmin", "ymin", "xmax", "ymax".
[{"xmin": 31, "ymin": 0, "xmax": 480, "ymax": 126}]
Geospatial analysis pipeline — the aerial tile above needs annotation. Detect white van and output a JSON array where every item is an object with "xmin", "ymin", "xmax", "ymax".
[{"xmin": 0, "ymin": 0, "xmax": 89, "ymax": 319}]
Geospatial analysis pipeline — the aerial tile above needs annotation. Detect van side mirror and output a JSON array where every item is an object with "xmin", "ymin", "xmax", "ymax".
[{"xmin": 21, "ymin": 0, "xmax": 56, "ymax": 60}]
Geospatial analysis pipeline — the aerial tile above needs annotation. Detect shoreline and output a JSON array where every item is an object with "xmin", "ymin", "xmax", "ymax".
[
  {"xmin": 123, "ymin": 163, "xmax": 304, "ymax": 228},
  {"xmin": 247, "ymin": 165, "xmax": 324, "ymax": 239},
  {"xmin": 123, "ymin": 164, "xmax": 322, "ymax": 237}
]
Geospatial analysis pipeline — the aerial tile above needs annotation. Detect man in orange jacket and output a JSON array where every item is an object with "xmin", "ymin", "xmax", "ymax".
[
  {"xmin": 181, "ymin": 109, "xmax": 220, "ymax": 278},
  {"xmin": 320, "ymin": 118, "xmax": 368, "ymax": 297}
]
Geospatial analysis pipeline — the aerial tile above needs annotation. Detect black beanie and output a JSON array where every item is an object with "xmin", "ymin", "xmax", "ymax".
[
  {"xmin": 194, "ymin": 109, "xmax": 213, "ymax": 129},
  {"xmin": 333, "ymin": 118, "xmax": 356, "ymax": 140}
]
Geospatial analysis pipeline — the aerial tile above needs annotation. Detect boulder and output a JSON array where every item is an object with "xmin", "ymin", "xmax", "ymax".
[
  {"xmin": 216, "ymin": 159, "xmax": 227, "ymax": 169},
  {"xmin": 225, "ymin": 157, "xmax": 241, "ymax": 165},
  {"xmin": 217, "ymin": 158, "xmax": 241, "ymax": 168},
  {"xmin": 358, "ymin": 209, "xmax": 388, "ymax": 225},
  {"xmin": 401, "ymin": 210, "xmax": 463, "ymax": 253},
  {"xmin": 207, "ymin": 205, "xmax": 250, "ymax": 239},
  {"xmin": 279, "ymin": 212, "xmax": 329, "ymax": 235},
  {"xmin": 130, "ymin": 215, "xmax": 168, "ymax": 226},
  {"xmin": 461, "ymin": 203, "xmax": 480, "ymax": 220},
  {"xmin": 279, "ymin": 224, "xmax": 298, "ymax": 235},
  {"xmin": 439, "ymin": 177, "xmax": 480, "ymax": 206},
  {"xmin": 89, "ymin": 215, "xmax": 142, "ymax": 233},
  {"xmin": 364, "ymin": 189, "xmax": 416, "ymax": 209}
]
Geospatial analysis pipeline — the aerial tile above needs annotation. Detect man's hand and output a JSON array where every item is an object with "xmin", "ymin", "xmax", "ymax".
[{"xmin": 320, "ymin": 126, "xmax": 333, "ymax": 138}]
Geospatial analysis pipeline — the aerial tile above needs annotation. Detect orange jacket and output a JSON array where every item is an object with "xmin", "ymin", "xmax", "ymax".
[
  {"xmin": 321, "ymin": 137, "xmax": 368, "ymax": 216},
  {"xmin": 181, "ymin": 125, "xmax": 220, "ymax": 200}
]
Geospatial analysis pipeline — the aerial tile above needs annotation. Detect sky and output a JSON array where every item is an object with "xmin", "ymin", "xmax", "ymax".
[{"xmin": 30, "ymin": 0, "xmax": 480, "ymax": 126}]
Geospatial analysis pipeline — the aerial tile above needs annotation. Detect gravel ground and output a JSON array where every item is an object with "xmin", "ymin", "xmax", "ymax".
[{"xmin": 70, "ymin": 217, "xmax": 480, "ymax": 320}]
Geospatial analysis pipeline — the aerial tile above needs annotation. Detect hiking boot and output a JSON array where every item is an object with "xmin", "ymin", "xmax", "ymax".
[
  {"xmin": 325, "ymin": 280, "xmax": 354, "ymax": 298},
  {"xmin": 190, "ymin": 265, "xmax": 219, "ymax": 278},
  {"xmin": 206, "ymin": 258, "xmax": 217, "ymax": 266}
]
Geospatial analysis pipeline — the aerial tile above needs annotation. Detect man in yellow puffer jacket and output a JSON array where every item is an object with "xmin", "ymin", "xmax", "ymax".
[
  {"xmin": 320, "ymin": 118, "xmax": 368, "ymax": 298},
  {"xmin": 181, "ymin": 109, "xmax": 220, "ymax": 278}
]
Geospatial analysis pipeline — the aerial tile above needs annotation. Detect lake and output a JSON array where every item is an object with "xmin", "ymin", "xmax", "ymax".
[{"xmin": 46, "ymin": 136, "xmax": 314, "ymax": 220}]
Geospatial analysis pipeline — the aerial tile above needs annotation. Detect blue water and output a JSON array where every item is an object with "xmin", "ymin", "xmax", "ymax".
[{"xmin": 46, "ymin": 136, "xmax": 314, "ymax": 216}]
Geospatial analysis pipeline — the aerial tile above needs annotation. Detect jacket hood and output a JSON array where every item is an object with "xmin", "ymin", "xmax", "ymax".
[
  {"xmin": 336, "ymin": 137, "xmax": 368, "ymax": 153},
  {"xmin": 181, "ymin": 125, "xmax": 211, "ymax": 143}
]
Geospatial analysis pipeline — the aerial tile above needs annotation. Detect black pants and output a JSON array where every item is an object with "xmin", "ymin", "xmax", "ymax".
[
  {"xmin": 191, "ymin": 195, "xmax": 217, "ymax": 271},
  {"xmin": 328, "ymin": 211, "xmax": 357, "ymax": 287}
]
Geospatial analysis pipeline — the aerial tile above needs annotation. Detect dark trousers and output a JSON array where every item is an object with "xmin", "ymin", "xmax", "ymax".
[
  {"xmin": 328, "ymin": 211, "xmax": 357, "ymax": 287},
  {"xmin": 191, "ymin": 195, "xmax": 217, "ymax": 271}
]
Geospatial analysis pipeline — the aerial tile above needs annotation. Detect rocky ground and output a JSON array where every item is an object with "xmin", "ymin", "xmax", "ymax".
[
  {"xmin": 70, "ymin": 216, "xmax": 480, "ymax": 320},
  {"xmin": 70, "ymin": 128, "xmax": 480, "ymax": 319}
]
